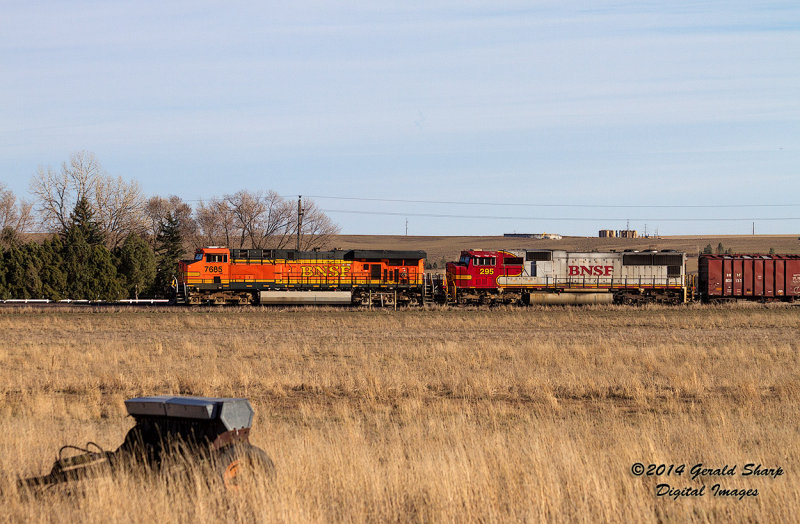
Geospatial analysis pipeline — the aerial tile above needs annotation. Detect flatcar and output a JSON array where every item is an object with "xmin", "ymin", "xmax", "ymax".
[
  {"xmin": 445, "ymin": 249, "xmax": 688, "ymax": 304},
  {"xmin": 698, "ymin": 254, "xmax": 800, "ymax": 302},
  {"xmin": 176, "ymin": 246, "xmax": 426, "ymax": 306}
]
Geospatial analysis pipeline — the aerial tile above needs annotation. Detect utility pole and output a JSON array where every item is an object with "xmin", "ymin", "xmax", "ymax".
[
  {"xmin": 405, "ymin": 218, "xmax": 408, "ymax": 236},
  {"xmin": 296, "ymin": 195, "xmax": 304, "ymax": 251},
  {"xmin": 752, "ymin": 222, "xmax": 755, "ymax": 236}
]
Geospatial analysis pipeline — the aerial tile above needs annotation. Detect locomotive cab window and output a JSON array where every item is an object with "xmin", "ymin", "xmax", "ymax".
[
  {"xmin": 205, "ymin": 254, "xmax": 228, "ymax": 263},
  {"xmin": 195, "ymin": 253, "xmax": 203, "ymax": 261}
]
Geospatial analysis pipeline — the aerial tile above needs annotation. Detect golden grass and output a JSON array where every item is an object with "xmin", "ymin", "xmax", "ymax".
[{"xmin": 0, "ymin": 305, "xmax": 798, "ymax": 522}]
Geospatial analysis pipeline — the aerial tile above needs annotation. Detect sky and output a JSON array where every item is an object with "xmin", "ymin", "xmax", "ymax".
[{"xmin": 1, "ymin": 1, "xmax": 799, "ymax": 236}]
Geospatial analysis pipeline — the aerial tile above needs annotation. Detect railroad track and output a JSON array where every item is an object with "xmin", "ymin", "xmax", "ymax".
[{"xmin": 0, "ymin": 299, "xmax": 172, "ymax": 308}]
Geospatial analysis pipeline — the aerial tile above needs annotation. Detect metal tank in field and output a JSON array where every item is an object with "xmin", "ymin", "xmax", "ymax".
[{"xmin": 17, "ymin": 396, "xmax": 274, "ymax": 493}]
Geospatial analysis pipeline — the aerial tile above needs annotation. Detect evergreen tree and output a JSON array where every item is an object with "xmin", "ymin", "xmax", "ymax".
[
  {"xmin": 1, "ymin": 226, "xmax": 18, "ymax": 249},
  {"xmin": 22, "ymin": 244, "xmax": 43, "ymax": 298},
  {"xmin": 62, "ymin": 196, "xmax": 104, "ymax": 245},
  {"xmin": 115, "ymin": 233, "xmax": 156, "ymax": 298},
  {"xmin": 38, "ymin": 238, "xmax": 67, "ymax": 300},
  {"xmin": 60, "ymin": 198, "xmax": 124, "ymax": 300},
  {"xmin": 0, "ymin": 248, "xmax": 7, "ymax": 299},
  {"xmin": 702, "ymin": 244, "xmax": 713, "ymax": 255},
  {"xmin": 62, "ymin": 226, "xmax": 94, "ymax": 299},
  {"xmin": 716, "ymin": 242, "xmax": 724, "ymax": 255},
  {"xmin": 3, "ymin": 245, "xmax": 30, "ymax": 298},
  {"xmin": 154, "ymin": 212, "xmax": 184, "ymax": 297},
  {"xmin": 0, "ymin": 240, "xmax": 67, "ymax": 300},
  {"xmin": 88, "ymin": 244, "xmax": 124, "ymax": 300}
]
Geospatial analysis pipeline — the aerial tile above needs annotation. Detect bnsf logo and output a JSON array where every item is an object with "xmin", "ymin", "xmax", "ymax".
[
  {"xmin": 300, "ymin": 265, "xmax": 352, "ymax": 277},
  {"xmin": 568, "ymin": 265, "xmax": 614, "ymax": 276}
]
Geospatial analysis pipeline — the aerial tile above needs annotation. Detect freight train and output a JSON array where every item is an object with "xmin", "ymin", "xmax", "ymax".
[{"xmin": 174, "ymin": 246, "xmax": 800, "ymax": 306}]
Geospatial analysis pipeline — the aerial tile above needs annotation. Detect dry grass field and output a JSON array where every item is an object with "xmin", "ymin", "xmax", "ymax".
[{"xmin": 0, "ymin": 305, "xmax": 798, "ymax": 522}]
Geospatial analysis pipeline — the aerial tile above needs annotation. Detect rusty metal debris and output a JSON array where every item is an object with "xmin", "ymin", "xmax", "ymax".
[{"xmin": 17, "ymin": 396, "xmax": 274, "ymax": 493}]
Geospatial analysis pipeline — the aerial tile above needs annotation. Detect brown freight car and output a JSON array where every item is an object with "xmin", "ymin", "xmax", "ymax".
[{"xmin": 698, "ymin": 254, "xmax": 800, "ymax": 301}]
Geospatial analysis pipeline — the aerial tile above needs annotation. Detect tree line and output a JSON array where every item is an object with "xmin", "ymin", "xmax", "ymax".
[{"xmin": 0, "ymin": 151, "xmax": 340, "ymax": 300}]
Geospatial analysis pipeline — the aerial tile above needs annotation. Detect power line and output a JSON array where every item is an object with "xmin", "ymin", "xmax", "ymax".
[
  {"xmin": 297, "ymin": 194, "xmax": 799, "ymax": 209},
  {"xmin": 320, "ymin": 208, "xmax": 800, "ymax": 222}
]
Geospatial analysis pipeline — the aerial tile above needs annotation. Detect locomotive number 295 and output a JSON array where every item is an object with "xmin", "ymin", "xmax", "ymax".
[
  {"xmin": 479, "ymin": 268, "xmax": 494, "ymax": 275},
  {"xmin": 205, "ymin": 265, "xmax": 223, "ymax": 273}
]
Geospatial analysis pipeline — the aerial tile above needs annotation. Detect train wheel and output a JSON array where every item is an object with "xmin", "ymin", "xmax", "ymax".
[{"xmin": 215, "ymin": 444, "xmax": 275, "ymax": 491}]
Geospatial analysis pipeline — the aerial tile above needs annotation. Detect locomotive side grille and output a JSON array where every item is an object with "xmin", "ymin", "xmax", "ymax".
[
  {"xmin": 624, "ymin": 253, "xmax": 684, "ymax": 266},
  {"xmin": 654, "ymin": 254, "xmax": 683, "ymax": 266},
  {"xmin": 622, "ymin": 254, "xmax": 653, "ymax": 265},
  {"xmin": 526, "ymin": 251, "xmax": 552, "ymax": 261}
]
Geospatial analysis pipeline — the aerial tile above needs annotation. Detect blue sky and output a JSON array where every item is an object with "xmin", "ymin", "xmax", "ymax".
[{"xmin": 1, "ymin": 1, "xmax": 799, "ymax": 235}]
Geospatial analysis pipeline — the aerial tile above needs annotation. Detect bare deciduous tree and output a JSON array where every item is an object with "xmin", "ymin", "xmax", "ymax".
[
  {"xmin": 0, "ymin": 183, "xmax": 34, "ymax": 245},
  {"xmin": 95, "ymin": 175, "xmax": 147, "ymax": 248},
  {"xmin": 194, "ymin": 191, "xmax": 335, "ymax": 251},
  {"xmin": 145, "ymin": 195, "xmax": 197, "ymax": 247},
  {"xmin": 293, "ymin": 198, "xmax": 341, "ymax": 250},
  {"xmin": 30, "ymin": 151, "xmax": 147, "ymax": 248},
  {"xmin": 195, "ymin": 197, "xmax": 237, "ymax": 248},
  {"xmin": 226, "ymin": 190, "xmax": 294, "ymax": 249},
  {"xmin": 30, "ymin": 151, "xmax": 102, "ymax": 233}
]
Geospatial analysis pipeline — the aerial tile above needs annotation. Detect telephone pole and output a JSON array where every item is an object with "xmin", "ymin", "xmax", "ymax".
[
  {"xmin": 296, "ymin": 195, "xmax": 304, "ymax": 250},
  {"xmin": 405, "ymin": 218, "xmax": 408, "ymax": 236}
]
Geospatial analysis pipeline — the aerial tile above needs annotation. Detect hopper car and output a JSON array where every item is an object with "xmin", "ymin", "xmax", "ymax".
[{"xmin": 698, "ymin": 254, "xmax": 800, "ymax": 302}]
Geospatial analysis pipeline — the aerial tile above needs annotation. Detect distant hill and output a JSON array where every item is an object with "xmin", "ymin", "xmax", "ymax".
[{"xmin": 332, "ymin": 234, "xmax": 800, "ymax": 273}]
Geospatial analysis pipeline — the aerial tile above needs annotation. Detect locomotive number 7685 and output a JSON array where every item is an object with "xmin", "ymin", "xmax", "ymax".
[{"xmin": 205, "ymin": 265, "xmax": 223, "ymax": 273}]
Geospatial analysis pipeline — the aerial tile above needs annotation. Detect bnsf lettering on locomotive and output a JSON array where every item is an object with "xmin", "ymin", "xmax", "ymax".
[
  {"xmin": 568, "ymin": 265, "xmax": 613, "ymax": 276},
  {"xmin": 300, "ymin": 265, "xmax": 352, "ymax": 277}
]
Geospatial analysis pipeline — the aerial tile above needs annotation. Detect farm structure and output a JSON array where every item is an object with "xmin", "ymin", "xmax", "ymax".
[
  {"xmin": 698, "ymin": 254, "xmax": 800, "ymax": 301},
  {"xmin": 445, "ymin": 249, "xmax": 687, "ymax": 305},
  {"xmin": 176, "ymin": 247, "xmax": 426, "ymax": 306}
]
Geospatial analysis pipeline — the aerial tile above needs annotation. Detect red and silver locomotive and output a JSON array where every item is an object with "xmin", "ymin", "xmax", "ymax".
[{"xmin": 446, "ymin": 249, "xmax": 687, "ymax": 304}]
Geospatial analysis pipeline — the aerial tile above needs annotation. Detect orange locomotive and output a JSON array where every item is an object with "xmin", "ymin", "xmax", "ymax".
[{"xmin": 176, "ymin": 246, "xmax": 426, "ymax": 306}]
